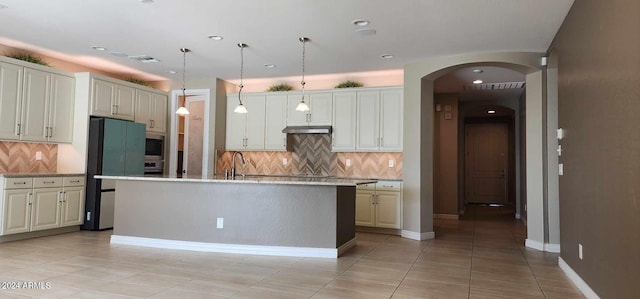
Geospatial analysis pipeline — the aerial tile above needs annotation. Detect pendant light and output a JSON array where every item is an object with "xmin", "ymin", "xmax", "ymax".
[
  {"xmin": 176, "ymin": 48, "xmax": 191, "ymax": 115},
  {"xmin": 296, "ymin": 37, "xmax": 310, "ymax": 112},
  {"xmin": 234, "ymin": 43, "xmax": 248, "ymax": 114}
]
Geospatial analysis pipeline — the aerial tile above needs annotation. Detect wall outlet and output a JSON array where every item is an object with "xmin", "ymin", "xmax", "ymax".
[
  {"xmin": 283, "ymin": 158, "xmax": 288, "ymax": 165},
  {"xmin": 216, "ymin": 217, "xmax": 224, "ymax": 229},
  {"xmin": 35, "ymin": 151, "xmax": 42, "ymax": 161},
  {"xmin": 388, "ymin": 159, "xmax": 395, "ymax": 168},
  {"xmin": 578, "ymin": 243, "xmax": 583, "ymax": 260},
  {"xmin": 345, "ymin": 159, "xmax": 351, "ymax": 167}
]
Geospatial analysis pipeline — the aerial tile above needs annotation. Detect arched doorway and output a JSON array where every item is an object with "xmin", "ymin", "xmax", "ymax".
[{"xmin": 402, "ymin": 52, "xmax": 558, "ymax": 252}]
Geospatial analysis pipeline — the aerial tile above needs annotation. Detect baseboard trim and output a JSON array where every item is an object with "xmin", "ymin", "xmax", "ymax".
[
  {"xmin": 544, "ymin": 243, "xmax": 561, "ymax": 253},
  {"xmin": 337, "ymin": 238, "xmax": 357, "ymax": 256},
  {"xmin": 401, "ymin": 230, "xmax": 435, "ymax": 240},
  {"xmin": 0, "ymin": 226, "xmax": 79, "ymax": 243},
  {"xmin": 433, "ymin": 214, "xmax": 459, "ymax": 220},
  {"xmin": 111, "ymin": 235, "xmax": 345, "ymax": 258},
  {"xmin": 558, "ymin": 257, "xmax": 600, "ymax": 299},
  {"xmin": 525, "ymin": 239, "xmax": 544, "ymax": 251}
]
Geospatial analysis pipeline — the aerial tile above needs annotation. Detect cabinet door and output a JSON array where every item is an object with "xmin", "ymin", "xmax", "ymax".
[
  {"xmin": 356, "ymin": 91, "xmax": 380, "ymax": 151},
  {"xmin": 308, "ymin": 92, "xmax": 332, "ymax": 125},
  {"xmin": 286, "ymin": 93, "xmax": 308, "ymax": 126},
  {"xmin": 226, "ymin": 94, "xmax": 248, "ymax": 150},
  {"xmin": 92, "ymin": 79, "xmax": 115, "ymax": 117},
  {"xmin": 375, "ymin": 191, "xmax": 402, "ymax": 229},
  {"xmin": 380, "ymin": 89, "xmax": 403, "ymax": 151},
  {"xmin": 114, "ymin": 84, "xmax": 136, "ymax": 121},
  {"xmin": 355, "ymin": 190, "xmax": 375, "ymax": 227},
  {"xmin": 264, "ymin": 94, "xmax": 287, "ymax": 150},
  {"xmin": 21, "ymin": 68, "xmax": 50, "ymax": 142},
  {"xmin": 135, "ymin": 90, "xmax": 153, "ymax": 130},
  {"xmin": 332, "ymin": 92, "xmax": 357, "ymax": 151},
  {"xmin": 244, "ymin": 95, "xmax": 266, "ymax": 150},
  {"xmin": 47, "ymin": 74, "xmax": 75, "ymax": 143},
  {"xmin": 150, "ymin": 93, "xmax": 167, "ymax": 133},
  {"xmin": 30, "ymin": 188, "xmax": 62, "ymax": 232},
  {"xmin": 61, "ymin": 187, "xmax": 84, "ymax": 226},
  {"xmin": 0, "ymin": 62, "xmax": 23, "ymax": 140},
  {"xmin": 1, "ymin": 190, "xmax": 31, "ymax": 235}
]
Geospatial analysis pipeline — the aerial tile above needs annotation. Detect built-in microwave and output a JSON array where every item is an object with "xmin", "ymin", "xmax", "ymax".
[{"xmin": 145, "ymin": 133, "xmax": 164, "ymax": 161}]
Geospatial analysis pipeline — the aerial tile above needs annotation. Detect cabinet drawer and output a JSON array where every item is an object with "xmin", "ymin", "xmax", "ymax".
[
  {"xmin": 356, "ymin": 183, "xmax": 377, "ymax": 190},
  {"xmin": 33, "ymin": 177, "xmax": 63, "ymax": 188},
  {"xmin": 4, "ymin": 177, "xmax": 33, "ymax": 189},
  {"xmin": 63, "ymin": 176, "xmax": 85, "ymax": 187},
  {"xmin": 376, "ymin": 181, "xmax": 402, "ymax": 191}
]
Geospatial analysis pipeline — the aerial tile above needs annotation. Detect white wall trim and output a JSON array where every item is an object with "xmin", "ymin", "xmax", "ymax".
[
  {"xmin": 111, "ymin": 235, "xmax": 346, "ymax": 258},
  {"xmin": 401, "ymin": 230, "xmax": 435, "ymax": 240},
  {"xmin": 433, "ymin": 214, "xmax": 459, "ymax": 220},
  {"xmin": 544, "ymin": 243, "xmax": 561, "ymax": 253},
  {"xmin": 525, "ymin": 238, "xmax": 544, "ymax": 251},
  {"xmin": 169, "ymin": 89, "xmax": 210, "ymax": 177},
  {"xmin": 558, "ymin": 257, "xmax": 601, "ymax": 299}
]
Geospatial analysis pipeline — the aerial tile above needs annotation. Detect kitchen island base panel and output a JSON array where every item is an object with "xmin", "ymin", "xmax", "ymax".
[
  {"xmin": 0, "ymin": 226, "xmax": 79, "ymax": 243},
  {"xmin": 111, "ymin": 235, "xmax": 357, "ymax": 258},
  {"xmin": 110, "ymin": 179, "xmax": 356, "ymax": 257}
]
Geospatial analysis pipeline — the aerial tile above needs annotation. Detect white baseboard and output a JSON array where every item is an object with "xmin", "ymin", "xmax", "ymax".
[
  {"xmin": 433, "ymin": 214, "xmax": 459, "ymax": 220},
  {"xmin": 525, "ymin": 239, "xmax": 561, "ymax": 253},
  {"xmin": 544, "ymin": 243, "xmax": 561, "ymax": 253},
  {"xmin": 401, "ymin": 230, "xmax": 435, "ymax": 240},
  {"xmin": 558, "ymin": 257, "xmax": 600, "ymax": 299},
  {"xmin": 111, "ymin": 235, "xmax": 345, "ymax": 258},
  {"xmin": 337, "ymin": 238, "xmax": 357, "ymax": 256}
]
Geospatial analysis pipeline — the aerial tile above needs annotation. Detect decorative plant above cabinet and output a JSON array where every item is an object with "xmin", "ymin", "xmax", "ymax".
[
  {"xmin": 266, "ymin": 83, "xmax": 294, "ymax": 92},
  {"xmin": 335, "ymin": 80, "xmax": 363, "ymax": 88},
  {"xmin": 4, "ymin": 52, "xmax": 50, "ymax": 66}
]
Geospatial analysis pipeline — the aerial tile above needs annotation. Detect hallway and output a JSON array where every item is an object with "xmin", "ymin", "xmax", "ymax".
[{"xmin": 0, "ymin": 206, "xmax": 583, "ymax": 298}]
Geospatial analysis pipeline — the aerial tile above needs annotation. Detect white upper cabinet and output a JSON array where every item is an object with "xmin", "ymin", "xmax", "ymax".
[
  {"xmin": 91, "ymin": 78, "xmax": 135, "ymax": 121},
  {"xmin": 287, "ymin": 91, "xmax": 332, "ymax": 126},
  {"xmin": 264, "ymin": 94, "xmax": 288, "ymax": 151},
  {"xmin": 226, "ymin": 94, "xmax": 266, "ymax": 151},
  {"xmin": 356, "ymin": 87, "xmax": 403, "ymax": 152},
  {"xmin": 0, "ymin": 59, "xmax": 75, "ymax": 143},
  {"xmin": 332, "ymin": 91, "xmax": 357, "ymax": 151},
  {"xmin": 135, "ymin": 90, "xmax": 167, "ymax": 133},
  {"xmin": 114, "ymin": 84, "xmax": 136, "ymax": 121}
]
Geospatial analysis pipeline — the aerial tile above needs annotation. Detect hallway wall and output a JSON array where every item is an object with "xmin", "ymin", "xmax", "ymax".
[{"xmin": 550, "ymin": 0, "xmax": 640, "ymax": 297}]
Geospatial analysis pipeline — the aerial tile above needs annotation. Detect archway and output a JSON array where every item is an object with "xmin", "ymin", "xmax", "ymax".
[{"xmin": 402, "ymin": 52, "xmax": 557, "ymax": 252}]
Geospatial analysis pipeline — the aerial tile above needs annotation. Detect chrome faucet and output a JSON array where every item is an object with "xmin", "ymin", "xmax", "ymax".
[{"xmin": 231, "ymin": 151, "xmax": 246, "ymax": 179}]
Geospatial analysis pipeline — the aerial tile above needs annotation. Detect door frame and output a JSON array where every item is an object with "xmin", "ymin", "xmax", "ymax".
[
  {"xmin": 182, "ymin": 97, "xmax": 205, "ymax": 176},
  {"xmin": 169, "ymin": 89, "xmax": 210, "ymax": 177}
]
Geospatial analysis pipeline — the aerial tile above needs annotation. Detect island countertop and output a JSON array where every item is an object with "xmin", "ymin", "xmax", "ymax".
[{"xmin": 95, "ymin": 174, "xmax": 377, "ymax": 186}]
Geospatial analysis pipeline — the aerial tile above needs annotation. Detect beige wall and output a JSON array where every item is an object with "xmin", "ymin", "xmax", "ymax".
[
  {"xmin": 549, "ymin": 0, "xmax": 640, "ymax": 297},
  {"xmin": 433, "ymin": 94, "xmax": 459, "ymax": 215}
]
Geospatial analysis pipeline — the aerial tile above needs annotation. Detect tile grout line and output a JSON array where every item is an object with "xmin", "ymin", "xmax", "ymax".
[
  {"xmin": 387, "ymin": 238, "xmax": 432, "ymax": 298},
  {"xmin": 307, "ymin": 238, "xmax": 367, "ymax": 298},
  {"xmin": 515, "ymin": 226, "xmax": 550, "ymax": 299}
]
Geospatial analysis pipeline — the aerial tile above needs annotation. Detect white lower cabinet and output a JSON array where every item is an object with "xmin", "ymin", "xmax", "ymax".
[
  {"xmin": 0, "ymin": 175, "xmax": 85, "ymax": 236},
  {"xmin": 355, "ymin": 181, "xmax": 402, "ymax": 229}
]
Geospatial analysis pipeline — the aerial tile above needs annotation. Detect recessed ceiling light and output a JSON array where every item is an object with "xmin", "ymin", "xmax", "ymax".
[
  {"xmin": 472, "ymin": 69, "xmax": 484, "ymax": 73},
  {"xmin": 91, "ymin": 46, "xmax": 107, "ymax": 51},
  {"xmin": 139, "ymin": 0, "xmax": 154, "ymax": 3},
  {"xmin": 487, "ymin": 110, "xmax": 496, "ymax": 114},
  {"xmin": 109, "ymin": 51, "xmax": 128, "ymax": 57},
  {"xmin": 352, "ymin": 19, "xmax": 370, "ymax": 26},
  {"xmin": 355, "ymin": 28, "xmax": 376, "ymax": 36},
  {"xmin": 208, "ymin": 35, "xmax": 223, "ymax": 41},
  {"xmin": 473, "ymin": 79, "xmax": 483, "ymax": 84},
  {"xmin": 380, "ymin": 54, "xmax": 393, "ymax": 59},
  {"xmin": 264, "ymin": 64, "xmax": 276, "ymax": 68}
]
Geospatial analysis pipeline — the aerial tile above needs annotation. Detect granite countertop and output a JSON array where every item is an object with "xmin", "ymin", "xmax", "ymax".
[
  {"xmin": 95, "ymin": 174, "xmax": 378, "ymax": 187},
  {"xmin": 0, "ymin": 173, "xmax": 85, "ymax": 178}
]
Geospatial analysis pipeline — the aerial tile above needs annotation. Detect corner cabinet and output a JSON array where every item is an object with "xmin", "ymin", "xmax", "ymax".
[
  {"xmin": 355, "ymin": 181, "xmax": 403, "ymax": 229},
  {"xmin": 0, "ymin": 175, "xmax": 85, "ymax": 236},
  {"xmin": 0, "ymin": 58, "xmax": 75, "ymax": 143}
]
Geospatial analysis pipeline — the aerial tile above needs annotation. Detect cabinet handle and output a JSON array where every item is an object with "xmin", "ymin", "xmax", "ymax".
[
  {"xmin": 70, "ymin": 180, "xmax": 80, "ymax": 183},
  {"xmin": 13, "ymin": 181, "xmax": 26, "ymax": 185},
  {"xmin": 16, "ymin": 123, "xmax": 21, "ymax": 136},
  {"xmin": 43, "ymin": 181, "xmax": 55, "ymax": 184},
  {"xmin": 115, "ymin": 105, "xmax": 119, "ymax": 115},
  {"xmin": 28, "ymin": 192, "xmax": 33, "ymax": 205}
]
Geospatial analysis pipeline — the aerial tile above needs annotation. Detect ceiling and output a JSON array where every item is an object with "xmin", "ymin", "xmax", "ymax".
[
  {"xmin": 0, "ymin": 0, "xmax": 573, "ymax": 87},
  {"xmin": 435, "ymin": 66, "xmax": 526, "ymax": 102}
]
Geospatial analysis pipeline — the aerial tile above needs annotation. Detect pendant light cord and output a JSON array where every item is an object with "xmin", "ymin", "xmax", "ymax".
[
  {"xmin": 238, "ymin": 44, "xmax": 244, "ymax": 105},
  {"xmin": 301, "ymin": 38, "xmax": 306, "ymax": 96},
  {"xmin": 182, "ymin": 48, "xmax": 187, "ymax": 99}
]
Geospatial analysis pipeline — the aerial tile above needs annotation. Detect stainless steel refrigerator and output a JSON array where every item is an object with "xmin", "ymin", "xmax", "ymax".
[{"xmin": 83, "ymin": 117, "xmax": 145, "ymax": 230}]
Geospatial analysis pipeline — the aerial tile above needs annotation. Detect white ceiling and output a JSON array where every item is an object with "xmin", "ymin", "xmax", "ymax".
[{"xmin": 0, "ymin": 0, "xmax": 574, "ymax": 86}]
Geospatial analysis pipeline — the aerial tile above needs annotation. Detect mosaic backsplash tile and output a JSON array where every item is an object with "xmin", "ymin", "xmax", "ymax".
[
  {"xmin": 216, "ymin": 134, "xmax": 402, "ymax": 179},
  {"xmin": 0, "ymin": 142, "xmax": 58, "ymax": 173}
]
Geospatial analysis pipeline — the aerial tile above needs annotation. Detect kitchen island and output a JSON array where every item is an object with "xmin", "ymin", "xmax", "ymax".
[{"xmin": 96, "ymin": 175, "xmax": 375, "ymax": 258}]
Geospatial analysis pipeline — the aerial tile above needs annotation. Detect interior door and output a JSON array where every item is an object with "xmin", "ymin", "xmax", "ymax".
[
  {"xmin": 183, "ymin": 98, "xmax": 205, "ymax": 176},
  {"xmin": 465, "ymin": 123, "xmax": 508, "ymax": 203}
]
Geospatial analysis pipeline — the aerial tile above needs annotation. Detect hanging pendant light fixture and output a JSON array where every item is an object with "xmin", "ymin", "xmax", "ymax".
[
  {"xmin": 296, "ymin": 37, "xmax": 310, "ymax": 112},
  {"xmin": 234, "ymin": 43, "xmax": 248, "ymax": 114},
  {"xmin": 176, "ymin": 48, "xmax": 191, "ymax": 115}
]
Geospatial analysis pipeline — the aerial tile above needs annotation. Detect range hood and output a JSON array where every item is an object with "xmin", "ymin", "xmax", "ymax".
[{"xmin": 282, "ymin": 125, "xmax": 332, "ymax": 134}]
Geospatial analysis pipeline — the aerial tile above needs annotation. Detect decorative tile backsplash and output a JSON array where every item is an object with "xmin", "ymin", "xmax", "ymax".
[
  {"xmin": 216, "ymin": 134, "xmax": 402, "ymax": 179},
  {"xmin": 0, "ymin": 142, "xmax": 58, "ymax": 173}
]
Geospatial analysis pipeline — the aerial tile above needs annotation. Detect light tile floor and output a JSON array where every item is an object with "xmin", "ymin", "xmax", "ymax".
[{"xmin": 0, "ymin": 205, "xmax": 584, "ymax": 298}]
